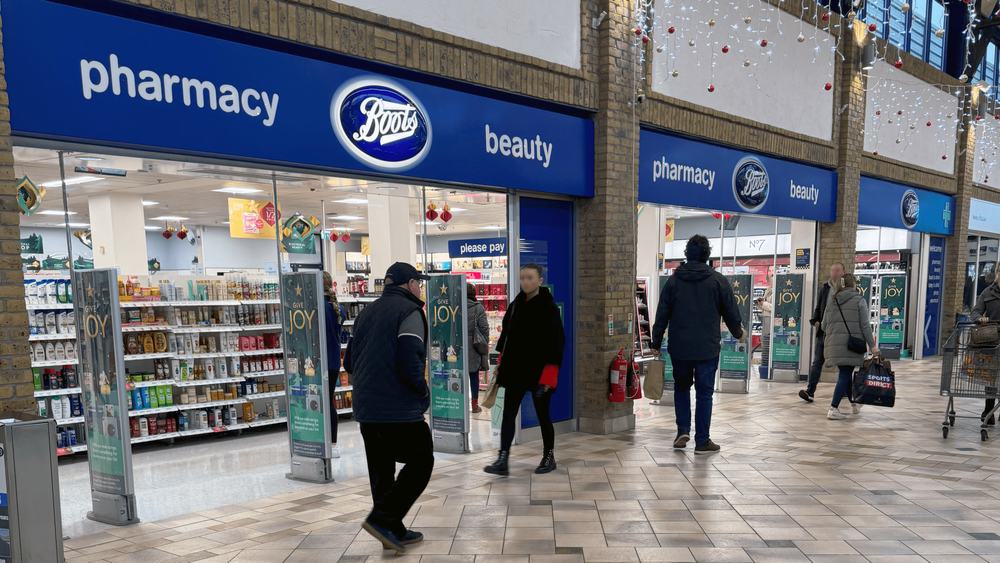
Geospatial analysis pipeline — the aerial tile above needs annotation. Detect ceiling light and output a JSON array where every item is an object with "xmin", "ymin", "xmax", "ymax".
[
  {"xmin": 40, "ymin": 177, "xmax": 100, "ymax": 188},
  {"xmin": 144, "ymin": 226, "xmax": 161, "ymax": 230},
  {"xmin": 335, "ymin": 198, "xmax": 369, "ymax": 204},
  {"xmin": 212, "ymin": 187, "xmax": 263, "ymax": 195},
  {"xmin": 222, "ymin": 221, "xmax": 230, "ymax": 225},
  {"xmin": 149, "ymin": 215, "xmax": 189, "ymax": 221},
  {"xmin": 37, "ymin": 210, "xmax": 77, "ymax": 216},
  {"xmin": 477, "ymin": 225, "xmax": 504, "ymax": 230},
  {"xmin": 329, "ymin": 215, "xmax": 362, "ymax": 221},
  {"xmin": 449, "ymin": 207, "xmax": 467, "ymax": 212},
  {"xmin": 59, "ymin": 223, "xmax": 90, "ymax": 228},
  {"xmin": 142, "ymin": 201, "xmax": 159, "ymax": 206},
  {"xmin": 378, "ymin": 186, "xmax": 397, "ymax": 191},
  {"xmin": 77, "ymin": 156, "xmax": 103, "ymax": 161}
]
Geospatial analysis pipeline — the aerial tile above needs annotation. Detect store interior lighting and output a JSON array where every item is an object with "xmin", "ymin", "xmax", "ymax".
[
  {"xmin": 37, "ymin": 210, "xmax": 77, "ymax": 216},
  {"xmin": 40, "ymin": 177, "xmax": 100, "ymax": 188}
]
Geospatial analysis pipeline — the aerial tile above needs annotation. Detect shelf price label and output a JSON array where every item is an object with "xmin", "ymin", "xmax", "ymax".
[{"xmin": 280, "ymin": 272, "xmax": 332, "ymax": 459}]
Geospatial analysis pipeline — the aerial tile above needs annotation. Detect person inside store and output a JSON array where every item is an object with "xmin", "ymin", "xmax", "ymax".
[
  {"xmin": 343, "ymin": 262, "xmax": 433, "ymax": 553},
  {"xmin": 799, "ymin": 262, "xmax": 845, "ymax": 403},
  {"xmin": 822, "ymin": 272, "xmax": 880, "ymax": 420},
  {"xmin": 467, "ymin": 283, "xmax": 490, "ymax": 414},
  {"xmin": 484, "ymin": 263, "xmax": 566, "ymax": 476},
  {"xmin": 652, "ymin": 235, "xmax": 745, "ymax": 455},
  {"xmin": 323, "ymin": 271, "xmax": 347, "ymax": 458},
  {"xmin": 971, "ymin": 271, "xmax": 999, "ymax": 426}
]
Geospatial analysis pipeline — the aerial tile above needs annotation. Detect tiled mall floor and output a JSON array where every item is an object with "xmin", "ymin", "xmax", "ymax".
[{"xmin": 65, "ymin": 357, "xmax": 1000, "ymax": 563}]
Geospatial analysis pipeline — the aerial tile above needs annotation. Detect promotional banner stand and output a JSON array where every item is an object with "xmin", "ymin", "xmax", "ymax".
[
  {"xmin": 719, "ymin": 275, "xmax": 752, "ymax": 393},
  {"xmin": 770, "ymin": 274, "xmax": 805, "ymax": 384},
  {"xmin": 428, "ymin": 275, "xmax": 471, "ymax": 454},
  {"xmin": 74, "ymin": 269, "xmax": 140, "ymax": 526},
  {"xmin": 281, "ymin": 272, "xmax": 335, "ymax": 483}
]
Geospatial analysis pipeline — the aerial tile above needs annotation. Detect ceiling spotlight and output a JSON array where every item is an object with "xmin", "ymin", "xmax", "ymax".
[
  {"xmin": 212, "ymin": 187, "xmax": 263, "ymax": 195},
  {"xmin": 335, "ymin": 198, "xmax": 369, "ymax": 204},
  {"xmin": 142, "ymin": 201, "xmax": 159, "ymax": 206}
]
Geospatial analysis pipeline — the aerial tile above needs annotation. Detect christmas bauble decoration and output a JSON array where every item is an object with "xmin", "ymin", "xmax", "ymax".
[
  {"xmin": 894, "ymin": 60, "xmax": 903, "ymax": 69},
  {"xmin": 902, "ymin": 2, "xmax": 910, "ymax": 11},
  {"xmin": 743, "ymin": 59, "xmax": 751, "ymax": 67},
  {"xmin": 959, "ymin": 75, "xmax": 968, "ymax": 82},
  {"xmin": 722, "ymin": 45, "xmax": 729, "ymax": 53},
  {"xmin": 873, "ymin": 151, "xmax": 878, "ymax": 155},
  {"xmin": 634, "ymin": 28, "xmax": 643, "ymax": 36},
  {"xmin": 342, "ymin": 232, "xmax": 351, "ymax": 243},
  {"xmin": 709, "ymin": 19, "xmax": 716, "ymax": 26},
  {"xmin": 896, "ymin": 139, "xmax": 901, "ymax": 144},
  {"xmin": 910, "ymin": 124, "xmax": 915, "ymax": 129},
  {"xmin": 927, "ymin": 121, "xmax": 932, "ymax": 126},
  {"xmin": 689, "ymin": 39, "xmax": 696, "ymax": 46},
  {"xmin": 942, "ymin": 155, "xmax": 947, "ymax": 159},
  {"xmin": 897, "ymin": 110, "xmax": 903, "ymax": 115},
  {"xmin": 657, "ymin": 45, "xmax": 665, "ymax": 53},
  {"xmin": 948, "ymin": 113, "xmax": 954, "ymax": 118},
  {"xmin": 708, "ymin": 85, "xmax": 715, "ymax": 92},
  {"xmin": 668, "ymin": 26, "xmax": 675, "ymax": 34},
  {"xmin": 441, "ymin": 204, "xmax": 452, "ymax": 223},
  {"xmin": 876, "ymin": 110, "xmax": 881, "ymax": 115},
  {"xmin": 868, "ymin": 23, "xmax": 877, "ymax": 32},
  {"xmin": 177, "ymin": 223, "xmax": 188, "ymax": 240},
  {"xmin": 797, "ymin": 33, "xmax": 805, "ymax": 42},
  {"xmin": 825, "ymin": 83, "xmax": 832, "ymax": 91},
  {"xmin": 642, "ymin": 35, "xmax": 649, "ymax": 43},
  {"xmin": 822, "ymin": 13, "xmax": 830, "ymax": 21},
  {"xmin": 888, "ymin": 119, "xmax": 893, "ymax": 123},
  {"xmin": 760, "ymin": 39, "xmax": 768, "ymax": 47},
  {"xmin": 426, "ymin": 202, "xmax": 438, "ymax": 222},
  {"xmin": 935, "ymin": 28, "xmax": 945, "ymax": 38},
  {"xmin": 745, "ymin": 16, "xmax": 752, "ymax": 24},
  {"xmin": 672, "ymin": 70, "xmax": 679, "ymax": 77},
  {"xmin": 329, "ymin": 230, "xmax": 339, "ymax": 242}
]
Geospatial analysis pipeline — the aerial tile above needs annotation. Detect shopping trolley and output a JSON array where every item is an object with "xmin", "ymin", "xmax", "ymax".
[{"xmin": 941, "ymin": 322, "xmax": 1000, "ymax": 441}]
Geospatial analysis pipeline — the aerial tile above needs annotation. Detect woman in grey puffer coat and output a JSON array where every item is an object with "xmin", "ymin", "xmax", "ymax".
[
  {"xmin": 821, "ymin": 273, "xmax": 880, "ymax": 420},
  {"xmin": 467, "ymin": 284, "xmax": 491, "ymax": 413}
]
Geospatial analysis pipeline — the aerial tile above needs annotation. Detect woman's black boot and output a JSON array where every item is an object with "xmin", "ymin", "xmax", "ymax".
[
  {"xmin": 484, "ymin": 450, "xmax": 509, "ymax": 476},
  {"xmin": 535, "ymin": 449, "xmax": 557, "ymax": 474}
]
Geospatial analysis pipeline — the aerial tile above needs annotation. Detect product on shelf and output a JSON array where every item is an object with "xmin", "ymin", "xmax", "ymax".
[{"xmin": 24, "ymin": 277, "xmax": 72, "ymax": 305}]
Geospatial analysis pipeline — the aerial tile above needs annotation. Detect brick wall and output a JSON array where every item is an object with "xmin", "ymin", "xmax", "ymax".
[
  {"xmin": 576, "ymin": 0, "xmax": 639, "ymax": 434},
  {"xmin": 942, "ymin": 96, "xmax": 977, "ymax": 330},
  {"xmin": 0, "ymin": 9, "xmax": 34, "ymax": 414}
]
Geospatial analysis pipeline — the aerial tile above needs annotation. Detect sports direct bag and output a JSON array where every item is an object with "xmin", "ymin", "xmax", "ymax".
[{"xmin": 852, "ymin": 357, "xmax": 895, "ymax": 407}]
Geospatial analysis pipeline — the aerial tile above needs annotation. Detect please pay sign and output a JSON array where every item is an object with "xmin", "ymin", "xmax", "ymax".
[{"xmin": 448, "ymin": 238, "xmax": 507, "ymax": 259}]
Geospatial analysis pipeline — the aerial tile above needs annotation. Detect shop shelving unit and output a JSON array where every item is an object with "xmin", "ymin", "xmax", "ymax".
[{"xmin": 634, "ymin": 278, "xmax": 654, "ymax": 359}]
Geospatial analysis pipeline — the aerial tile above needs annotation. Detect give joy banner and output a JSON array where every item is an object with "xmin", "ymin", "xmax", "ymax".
[
  {"xmin": 281, "ymin": 272, "xmax": 331, "ymax": 459},
  {"xmin": 771, "ymin": 274, "xmax": 804, "ymax": 371},
  {"xmin": 879, "ymin": 275, "xmax": 907, "ymax": 356},
  {"xmin": 427, "ymin": 274, "xmax": 469, "ymax": 438},
  {"xmin": 720, "ymin": 275, "xmax": 751, "ymax": 392},
  {"xmin": 73, "ymin": 269, "xmax": 135, "ymax": 498}
]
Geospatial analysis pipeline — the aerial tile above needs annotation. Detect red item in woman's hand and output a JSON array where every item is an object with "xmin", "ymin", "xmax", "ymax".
[{"xmin": 539, "ymin": 364, "xmax": 559, "ymax": 388}]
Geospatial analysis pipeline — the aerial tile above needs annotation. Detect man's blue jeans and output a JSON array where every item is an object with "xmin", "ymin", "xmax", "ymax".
[{"xmin": 670, "ymin": 357, "xmax": 718, "ymax": 446}]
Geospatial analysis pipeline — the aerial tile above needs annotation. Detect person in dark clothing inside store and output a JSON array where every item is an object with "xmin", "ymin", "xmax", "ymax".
[
  {"xmin": 652, "ymin": 235, "xmax": 745, "ymax": 455},
  {"xmin": 484, "ymin": 263, "xmax": 566, "ymax": 476},
  {"xmin": 467, "ymin": 283, "xmax": 491, "ymax": 414},
  {"xmin": 344, "ymin": 262, "xmax": 432, "ymax": 553},
  {"xmin": 799, "ymin": 262, "xmax": 845, "ymax": 403},
  {"xmin": 971, "ymin": 271, "xmax": 1000, "ymax": 426},
  {"xmin": 323, "ymin": 272, "xmax": 346, "ymax": 458}
]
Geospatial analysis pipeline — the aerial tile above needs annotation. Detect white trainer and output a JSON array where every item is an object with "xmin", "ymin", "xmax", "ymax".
[
  {"xmin": 331, "ymin": 444, "xmax": 341, "ymax": 458},
  {"xmin": 827, "ymin": 407, "xmax": 846, "ymax": 420},
  {"xmin": 852, "ymin": 403, "xmax": 863, "ymax": 415}
]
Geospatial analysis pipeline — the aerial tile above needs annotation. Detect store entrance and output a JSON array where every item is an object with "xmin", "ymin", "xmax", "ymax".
[
  {"xmin": 636, "ymin": 205, "xmax": 817, "ymax": 418},
  {"xmin": 855, "ymin": 226, "xmax": 919, "ymax": 359}
]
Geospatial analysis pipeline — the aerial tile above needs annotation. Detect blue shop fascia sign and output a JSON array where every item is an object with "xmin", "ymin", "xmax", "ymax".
[
  {"xmin": 448, "ymin": 238, "xmax": 507, "ymax": 258},
  {"xmin": 858, "ymin": 177, "xmax": 955, "ymax": 235},
  {"xmin": 5, "ymin": 0, "xmax": 594, "ymax": 198},
  {"xmin": 638, "ymin": 129, "xmax": 838, "ymax": 222}
]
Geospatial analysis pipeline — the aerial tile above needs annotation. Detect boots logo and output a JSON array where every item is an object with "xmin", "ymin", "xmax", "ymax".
[
  {"xmin": 331, "ymin": 77, "xmax": 432, "ymax": 171},
  {"xmin": 733, "ymin": 157, "xmax": 769, "ymax": 212},
  {"xmin": 901, "ymin": 189, "xmax": 919, "ymax": 228}
]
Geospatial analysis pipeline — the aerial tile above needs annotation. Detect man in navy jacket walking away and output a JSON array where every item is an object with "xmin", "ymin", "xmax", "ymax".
[
  {"xmin": 344, "ymin": 262, "xmax": 432, "ymax": 553},
  {"xmin": 652, "ymin": 235, "xmax": 745, "ymax": 455}
]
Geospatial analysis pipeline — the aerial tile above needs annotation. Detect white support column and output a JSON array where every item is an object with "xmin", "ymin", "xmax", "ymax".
[
  {"xmin": 88, "ymin": 193, "xmax": 148, "ymax": 276},
  {"xmin": 368, "ymin": 194, "xmax": 416, "ymax": 281}
]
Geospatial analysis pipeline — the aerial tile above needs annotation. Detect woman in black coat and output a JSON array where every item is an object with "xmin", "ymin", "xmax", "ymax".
[
  {"xmin": 484, "ymin": 263, "xmax": 565, "ymax": 476},
  {"xmin": 972, "ymin": 272, "xmax": 1000, "ymax": 426},
  {"xmin": 323, "ymin": 272, "xmax": 344, "ymax": 458}
]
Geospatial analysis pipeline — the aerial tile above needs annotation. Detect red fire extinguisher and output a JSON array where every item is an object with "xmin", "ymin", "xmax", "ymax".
[{"xmin": 608, "ymin": 349, "xmax": 629, "ymax": 402}]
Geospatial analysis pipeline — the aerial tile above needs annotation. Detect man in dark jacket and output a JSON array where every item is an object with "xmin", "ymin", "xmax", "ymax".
[
  {"xmin": 344, "ymin": 262, "xmax": 432, "ymax": 552},
  {"xmin": 652, "ymin": 235, "xmax": 745, "ymax": 455},
  {"xmin": 800, "ymin": 262, "xmax": 844, "ymax": 403}
]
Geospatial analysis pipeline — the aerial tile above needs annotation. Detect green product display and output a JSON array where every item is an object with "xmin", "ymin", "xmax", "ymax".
[
  {"xmin": 428, "ymin": 274, "xmax": 469, "ymax": 434},
  {"xmin": 771, "ymin": 274, "xmax": 804, "ymax": 370},
  {"xmin": 878, "ymin": 275, "xmax": 906, "ymax": 352},
  {"xmin": 720, "ymin": 275, "xmax": 752, "ymax": 381},
  {"xmin": 282, "ymin": 272, "xmax": 330, "ymax": 458}
]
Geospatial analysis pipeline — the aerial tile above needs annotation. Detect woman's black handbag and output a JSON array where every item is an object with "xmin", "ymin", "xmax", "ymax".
[{"xmin": 834, "ymin": 296, "xmax": 868, "ymax": 354}]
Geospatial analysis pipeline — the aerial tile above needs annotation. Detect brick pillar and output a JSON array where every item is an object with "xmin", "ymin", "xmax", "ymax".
[
  {"xmin": 942, "ymin": 92, "xmax": 976, "ymax": 333},
  {"xmin": 577, "ymin": 0, "xmax": 638, "ymax": 435},
  {"xmin": 0, "ymin": 10, "xmax": 35, "ymax": 414},
  {"xmin": 817, "ymin": 24, "xmax": 866, "ymax": 278}
]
